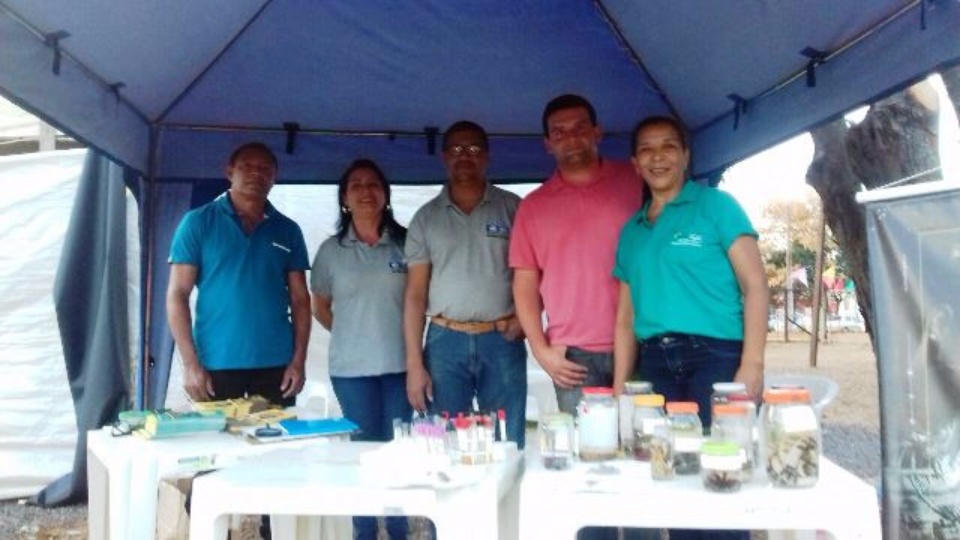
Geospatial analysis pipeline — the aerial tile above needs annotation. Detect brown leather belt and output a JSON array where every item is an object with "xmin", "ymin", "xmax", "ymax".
[{"xmin": 431, "ymin": 315, "xmax": 511, "ymax": 334}]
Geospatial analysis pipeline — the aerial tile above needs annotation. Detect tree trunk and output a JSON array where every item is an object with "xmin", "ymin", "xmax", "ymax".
[{"xmin": 806, "ymin": 83, "xmax": 942, "ymax": 352}]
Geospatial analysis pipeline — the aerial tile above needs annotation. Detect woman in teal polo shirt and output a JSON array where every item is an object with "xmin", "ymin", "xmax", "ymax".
[
  {"xmin": 310, "ymin": 159, "xmax": 410, "ymax": 540},
  {"xmin": 613, "ymin": 116, "xmax": 768, "ymax": 425}
]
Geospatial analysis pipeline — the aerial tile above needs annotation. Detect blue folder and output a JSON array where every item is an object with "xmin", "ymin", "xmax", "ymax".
[{"xmin": 279, "ymin": 418, "xmax": 359, "ymax": 437}]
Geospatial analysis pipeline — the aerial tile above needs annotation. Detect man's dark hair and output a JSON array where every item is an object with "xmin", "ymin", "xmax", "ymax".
[
  {"xmin": 335, "ymin": 158, "xmax": 406, "ymax": 248},
  {"xmin": 541, "ymin": 94, "xmax": 597, "ymax": 137},
  {"xmin": 229, "ymin": 142, "xmax": 278, "ymax": 169},
  {"xmin": 441, "ymin": 120, "xmax": 489, "ymax": 151}
]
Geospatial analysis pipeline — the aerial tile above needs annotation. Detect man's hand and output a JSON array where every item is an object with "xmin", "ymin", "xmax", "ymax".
[
  {"xmin": 535, "ymin": 344, "xmax": 587, "ymax": 389},
  {"xmin": 281, "ymin": 362, "xmax": 305, "ymax": 398},
  {"xmin": 499, "ymin": 315, "xmax": 525, "ymax": 341},
  {"xmin": 183, "ymin": 362, "xmax": 215, "ymax": 402},
  {"xmin": 406, "ymin": 365, "xmax": 433, "ymax": 412},
  {"xmin": 733, "ymin": 361, "xmax": 764, "ymax": 401}
]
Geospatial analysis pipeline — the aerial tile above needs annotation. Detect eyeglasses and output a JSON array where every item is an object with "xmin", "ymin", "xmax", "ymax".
[{"xmin": 445, "ymin": 144, "xmax": 484, "ymax": 157}]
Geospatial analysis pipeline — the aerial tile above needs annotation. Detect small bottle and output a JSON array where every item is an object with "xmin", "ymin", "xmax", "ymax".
[
  {"xmin": 632, "ymin": 393, "xmax": 666, "ymax": 461},
  {"xmin": 762, "ymin": 388, "xmax": 820, "ymax": 488},
  {"xmin": 700, "ymin": 440, "xmax": 743, "ymax": 493},
  {"xmin": 649, "ymin": 423, "xmax": 674, "ymax": 481},
  {"xmin": 666, "ymin": 401, "xmax": 703, "ymax": 475},
  {"xmin": 577, "ymin": 387, "xmax": 619, "ymax": 462},
  {"xmin": 619, "ymin": 381, "xmax": 653, "ymax": 455}
]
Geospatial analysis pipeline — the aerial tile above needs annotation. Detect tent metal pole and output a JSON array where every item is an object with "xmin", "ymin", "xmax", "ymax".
[
  {"xmin": 138, "ymin": 124, "xmax": 159, "ymax": 409},
  {"xmin": 158, "ymin": 122, "xmax": 632, "ymax": 139}
]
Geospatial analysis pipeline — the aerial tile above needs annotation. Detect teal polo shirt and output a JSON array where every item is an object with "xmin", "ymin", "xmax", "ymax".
[
  {"xmin": 614, "ymin": 181, "xmax": 757, "ymax": 341},
  {"xmin": 169, "ymin": 192, "xmax": 309, "ymax": 370}
]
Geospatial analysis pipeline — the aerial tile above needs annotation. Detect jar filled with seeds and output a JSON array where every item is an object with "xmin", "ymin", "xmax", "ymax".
[
  {"xmin": 762, "ymin": 388, "xmax": 819, "ymax": 488},
  {"xmin": 632, "ymin": 393, "xmax": 666, "ymax": 461},
  {"xmin": 649, "ymin": 423, "xmax": 674, "ymax": 481},
  {"xmin": 577, "ymin": 387, "xmax": 618, "ymax": 461},
  {"xmin": 666, "ymin": 401, "xmax": 703, "ymax": 475},
  {"xmin": 700, "ymin": 440, "xmax": 743, "ymax": 492}
]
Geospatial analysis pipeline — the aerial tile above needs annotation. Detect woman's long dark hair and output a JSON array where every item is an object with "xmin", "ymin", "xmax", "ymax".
[
  {"xmin": 631, "ymin": 115, "xmax": 690, "ymax": 205},
  {"xmin": 335, "ymin": 158, "xmax": 407, "ymax": 247}
]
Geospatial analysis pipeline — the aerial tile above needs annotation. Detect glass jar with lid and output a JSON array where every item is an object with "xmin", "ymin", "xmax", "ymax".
[
  {"xmin": 632, "ymin": 393, "xmax": 666, "ymax": 461},
  {"xmin": 711, "ymin": 403, "xmax": 754, "ymax": 480},
  {"xmin": 619, "ymin": 381, "xmax": 653, "ymax": 454},
  {"xmin": 700, "ymin": 440, "xmax": 744, "ymax": 492},
  {"xmin": 666, "ymin": 401, "xmax": 703, "ymax": 475},
  {"xmin": 577, "ymin": 387, "xmax": 618, "ymax": 461},
  {"xmin": 762, "ymin": 387, "xmax": 819, "ymax": 488}
]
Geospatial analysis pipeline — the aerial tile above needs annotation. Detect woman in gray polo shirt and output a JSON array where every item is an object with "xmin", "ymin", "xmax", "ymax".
[{"xmin": 310, "ymin": 159, "xmax": 411, "ymax": 540}]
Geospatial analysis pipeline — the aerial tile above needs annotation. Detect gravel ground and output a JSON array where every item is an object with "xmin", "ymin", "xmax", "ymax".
[{"xmin": 0, "ymin": 332, "xmax": 881, "ymax": 539}]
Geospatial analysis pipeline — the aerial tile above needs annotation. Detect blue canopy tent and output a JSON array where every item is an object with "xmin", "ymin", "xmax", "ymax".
[{"xmin": 1, "ymin": 0, "xmax": 959, "ymax": 505}]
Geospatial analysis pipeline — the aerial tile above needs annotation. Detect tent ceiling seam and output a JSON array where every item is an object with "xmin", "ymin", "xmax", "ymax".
[
  {"xmin": 156, "ymin": 122, "xmax": 634, "ymax": 139},
  {"xmin": 154, "ymin": 0, "xmax": 275, "ymax": 124},
  {"xmin": 693, "ymin": 0, "xmax": 923, "ymax": 138},
  {"xmin": 0, "ymin": 1, "xmax": 150, "ymax": 125},
  {"xmin": 592, "ymin": 0, "xmax": 680, "ymax": 120}
]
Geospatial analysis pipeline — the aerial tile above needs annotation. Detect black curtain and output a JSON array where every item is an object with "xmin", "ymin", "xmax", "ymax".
[{"xmin": 32, "ymin": 150, "xmax": 133, "ymax": 506}]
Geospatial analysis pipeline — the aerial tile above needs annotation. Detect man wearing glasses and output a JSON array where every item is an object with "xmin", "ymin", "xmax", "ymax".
[{"xmin": 403, "ymin": 120, "xmax": 528, "ymax": 447}]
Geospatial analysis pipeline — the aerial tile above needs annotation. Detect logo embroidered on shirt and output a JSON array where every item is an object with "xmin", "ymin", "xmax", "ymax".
[
  {"xmin": 671, "ymin": 232, "xmax": 703, "ymax": 247},
  {"xmin": 388, "ymin": 259, "xmax": 408, "ymax": 274},
  {"xmin": 485, "ymin": 221, "xmax": 510, "ymax": 238},
  {"xmin": 271, "ymin": 241, "xmax": 292, "ymax": 253}
]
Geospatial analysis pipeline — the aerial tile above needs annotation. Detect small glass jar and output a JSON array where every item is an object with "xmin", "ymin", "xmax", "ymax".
[
  {"xmin": 666, "ymin": 401, "xmax": 703, "ymax": 475},
  {"xmin": 577, "ymin": 387, "xmax": 618, "ymax": 461},
  {"xmin": 727, "ymin": 392, "xmax": 759, "ymax": 475},
  {"xmin": 649, "ymin": 423, "xmax": 674, "ymax": 481},
  {"xmin": 700, "ymin": 440, "xmax": 743, "ymax": 493},
  {"xmin": 632, "ymin": 393, "xmax": 666, "ymax": 461},
  {"xmin": 762, "ymin": 388, "xmax": 820, "ymax": 488},
  {"xmin": 539, "ymin": 412, "xmax": 575, "ymax": 470},
  {"xmin": 619, "ymin": 381, "xmax": 654, "ymax": 454},
  {"xmin": 711, "ymin": 403, "xmax": 753, "ymax": 481}
]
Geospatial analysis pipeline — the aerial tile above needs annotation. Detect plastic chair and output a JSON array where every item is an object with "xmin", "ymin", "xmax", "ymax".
[
  {"xmin": 764, "ymin": 373, "xmax": 839, "ymax": 422},
  {"xmin": 297, "ymin": 379, "xmax": 332, "ymax": 418}
]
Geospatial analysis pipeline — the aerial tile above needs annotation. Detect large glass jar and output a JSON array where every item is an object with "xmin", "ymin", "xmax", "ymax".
[
  {"xmin": 762, "ymin": 388, "xmax": 819, "ymax": 488},
  {"xmin": 632, "ymin": 393, "xmax": 666, "ymax": 461},
  {"xmin": 666, "ymin": 401, "xmax": 703, "ymax": 475},
  {"xmin": 577, "ymin": 387, "xmax": 618, "ymax": 461}
]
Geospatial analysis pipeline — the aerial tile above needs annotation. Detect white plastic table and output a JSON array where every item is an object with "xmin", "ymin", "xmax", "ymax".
[
  {"xmin": 189, "ymin": 441, "xmax": 524, "ymax": 540},
  {"xmin": 86, "ymin": 428, "xmax": 337, "ymax": 539},
  {"xmin": 518, "ymin": 454, "xmax": 881, "ymax": 539}
]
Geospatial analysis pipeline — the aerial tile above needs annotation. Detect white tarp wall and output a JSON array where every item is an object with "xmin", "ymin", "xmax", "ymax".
[{"xmin": 0, "ymin": 149, "xmax": 140, "ymax": 500}]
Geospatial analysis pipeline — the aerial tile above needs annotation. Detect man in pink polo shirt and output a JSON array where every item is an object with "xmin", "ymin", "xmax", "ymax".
[{"xmin": 511, "ymin": 94, "xmax": 643, "ymax": 415}]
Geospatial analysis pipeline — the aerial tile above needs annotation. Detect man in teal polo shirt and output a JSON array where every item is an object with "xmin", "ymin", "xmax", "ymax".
[{"xmin": 167, "ymin": 142, "xmax": 311, "ymax": 407}]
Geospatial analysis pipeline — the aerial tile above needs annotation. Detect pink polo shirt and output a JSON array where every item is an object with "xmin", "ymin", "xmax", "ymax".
[{"xmin": 509, "ymin": 160, "xmax": 642, "ymax": 351}]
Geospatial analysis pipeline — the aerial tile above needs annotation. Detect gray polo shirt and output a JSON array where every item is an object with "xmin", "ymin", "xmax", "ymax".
[
  {"xmin": 405, "ymin": 184, "xmax": 519, "ymax": 321},
  {"xmin": 310, "ymin": 227, "xmax": 407, "ymax": 377}
]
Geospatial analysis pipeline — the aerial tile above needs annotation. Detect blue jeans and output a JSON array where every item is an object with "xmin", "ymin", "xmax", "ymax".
[
  {"xmin": 639, "ymin": 333, "xmax": 748, "ymax": 540},
  {"xmin": 639, "ymin": 333, "xmax": 742, "ymax": 428},
  {"xmin": 331, "ymin": 373, "xmax": 411, "ymax": 540},
  {"xmin": 554, "ymin": 347, "xmax": 614, "ymax": 416},
  {"xmin": 424, "ymin": 323, "xmax": 527, "ymax": 448}
]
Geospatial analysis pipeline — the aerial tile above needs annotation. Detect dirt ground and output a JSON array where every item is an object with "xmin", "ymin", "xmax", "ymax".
[{"xmin": 0, "ymin": 332, "xmax": 882, "ymax": 539}]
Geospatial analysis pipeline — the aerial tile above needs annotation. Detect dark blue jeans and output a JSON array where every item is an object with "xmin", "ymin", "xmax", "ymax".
[
  {"xmin": 423, "ymin": 323, "xmax": 528, "ymax": 448},
  {"xmin": 331, "ymin": 373, "xmax": 411, "ymax": 540},
  {"xmin": 639, "ymin": 333, "xmax": 748, "ymax": 540}
]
